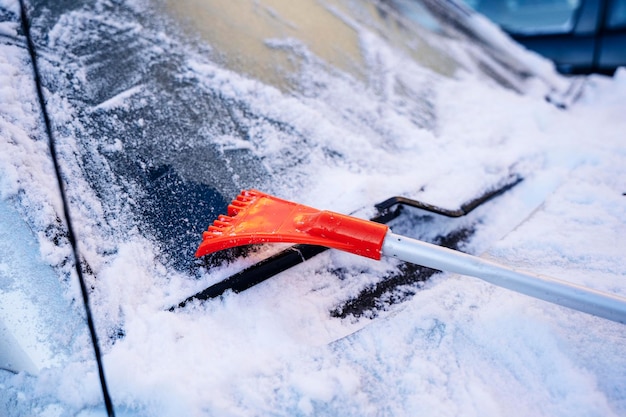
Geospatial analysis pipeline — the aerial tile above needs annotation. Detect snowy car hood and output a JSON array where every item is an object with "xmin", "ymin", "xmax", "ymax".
[{"xmin": 1, "ymin": 0, "xmax": 626, "ymax": 416}]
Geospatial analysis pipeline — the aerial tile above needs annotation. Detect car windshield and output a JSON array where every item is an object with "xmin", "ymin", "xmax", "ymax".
[
  {"xmin": 464, "ymin": 0, "xmax": 583, "ymax": 34},
  {"xmin": 163, "ymin": 0, "xmax": 452, "ymax": 89},
  {"xmin": 3, "ymin": 0, "xmax": 560, "ymax": 270}
]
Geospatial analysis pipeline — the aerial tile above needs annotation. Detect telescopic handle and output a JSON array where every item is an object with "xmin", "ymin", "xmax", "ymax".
[{"xmin": 381, "ymin": 231, "xmax": 626, "ymax": 324}]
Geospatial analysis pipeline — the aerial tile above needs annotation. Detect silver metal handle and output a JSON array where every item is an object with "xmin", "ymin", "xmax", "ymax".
[{"xmin": 381, "ymin": 231, "xmax": 626, "ymax": 324}]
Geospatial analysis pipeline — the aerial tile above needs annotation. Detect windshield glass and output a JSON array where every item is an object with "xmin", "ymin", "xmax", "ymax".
[
  {"xmin": 463, "ymin": 0, "xmax": 582, "ymax": 34},
  {"xmin": 162, "ymin": 0, "xmax": 460, "ymax": 91},
  {"xmin": 8, "ymin": 0, "xmax": 549, "ymax": 270}
]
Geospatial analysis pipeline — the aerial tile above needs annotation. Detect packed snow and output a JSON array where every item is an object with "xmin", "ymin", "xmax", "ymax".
[{"xmin": 1, "ymin": 0, "xmax": 625, "ymax": 416}]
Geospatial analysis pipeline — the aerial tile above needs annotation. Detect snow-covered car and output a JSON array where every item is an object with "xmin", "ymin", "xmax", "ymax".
[{"xmin": 1, "ymin": 0, "xmax": 625, "ymax": 416}]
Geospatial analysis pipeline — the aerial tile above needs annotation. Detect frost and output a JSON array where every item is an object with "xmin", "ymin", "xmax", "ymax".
[{"xmin": 1, "ymin": 0, "xmax": 626, "ymax": 416}]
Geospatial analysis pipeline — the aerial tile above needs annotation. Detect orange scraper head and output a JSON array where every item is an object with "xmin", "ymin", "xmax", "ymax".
[{"xmin": 196, "ymin": 190, "xmax": 388, "ymax": 260}]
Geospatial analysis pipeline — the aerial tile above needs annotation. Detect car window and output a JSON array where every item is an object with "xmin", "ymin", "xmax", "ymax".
[
  {"xmin": 382, "ymin": 0, "xmax": 444, "ymax": 33},
  {"xmin": 162, "ymin": 0, "xmax": 460, "ymax": 91},
  {"xmin": 464, "ymin": 0, "xmax": 583, "ymax": 34},
  {"xmin": 608, "ymin": 0, "xmax": 626, "ymax": 28}
]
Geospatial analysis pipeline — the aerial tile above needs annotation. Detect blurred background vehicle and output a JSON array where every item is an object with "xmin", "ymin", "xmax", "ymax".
[{"xmin": 460, "ymin": 0, "xmax": 626, "ymax": 74}]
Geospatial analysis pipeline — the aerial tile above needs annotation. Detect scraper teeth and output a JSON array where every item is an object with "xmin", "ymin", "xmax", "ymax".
[
  {"xmin": 227, "ymin": 204, "xmax": 243, "ymax": 216},
  {"xmin": 227, "ymin": 190, "xmax": 258, "ymax": 215},
  {"xmin": 202, "ymin": 229, "xmax": 221, "ymax": 238},
  {"xmin": 240, "ymin": 189, "xmax": 260, "ymax": 198},
  {"xmin": 203, "ymin": 190, "xmax": 263, "ymax": 239},
  {"xmin": 207, "ymin": 216, "xmax": 233, "ymax": 233}
]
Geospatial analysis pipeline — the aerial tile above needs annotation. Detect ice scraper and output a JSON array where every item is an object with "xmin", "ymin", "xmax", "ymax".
[{"xmin": 196, "ymin": 190, "xmax": 626, "ymax": 324}]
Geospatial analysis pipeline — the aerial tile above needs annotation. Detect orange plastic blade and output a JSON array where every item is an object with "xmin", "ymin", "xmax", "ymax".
[{"xmin": 196, "ymin": 190, "xmax": 388, "ymax": 260}]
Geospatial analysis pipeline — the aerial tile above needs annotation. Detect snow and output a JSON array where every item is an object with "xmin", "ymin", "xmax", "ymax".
[{"xmin": 1, "ymin": 0, "xmax": 626, "ymax": 416}]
